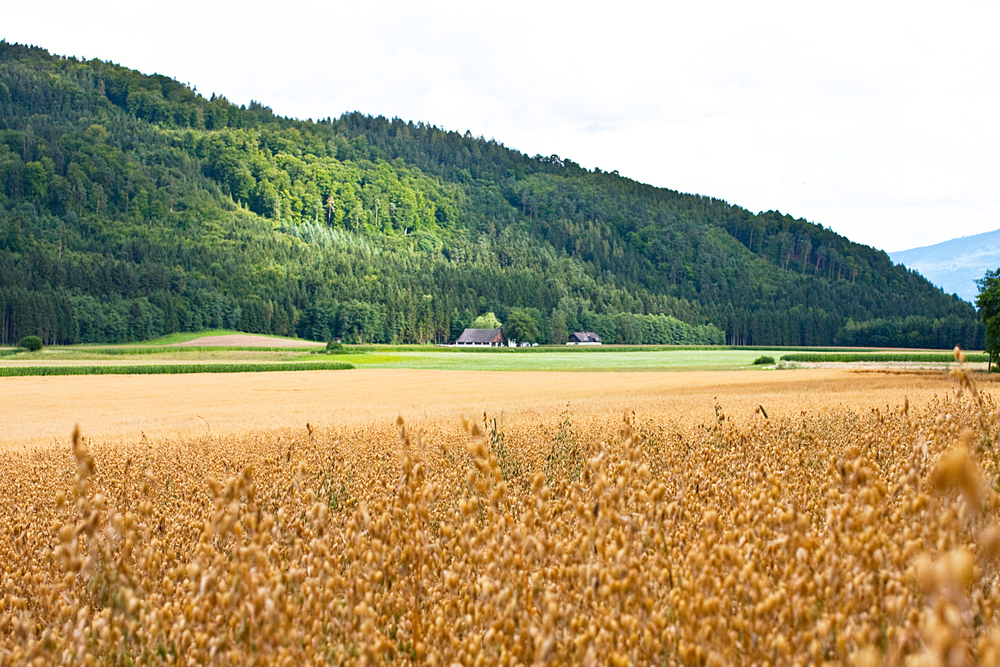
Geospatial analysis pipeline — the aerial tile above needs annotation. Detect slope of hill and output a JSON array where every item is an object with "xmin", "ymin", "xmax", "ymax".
[
  {"xmin": 0, "ymin": 41, "xmax": 983, "ymax": 348},
  {"xmin": 889, "ymin": 229, "xmax": 1000, "ymax": 303}
]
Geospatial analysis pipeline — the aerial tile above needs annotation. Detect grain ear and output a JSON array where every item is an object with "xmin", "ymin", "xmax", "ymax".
[{"xmin": 5, "ymin": 374, "xmax": 1000, "ymax": 664}]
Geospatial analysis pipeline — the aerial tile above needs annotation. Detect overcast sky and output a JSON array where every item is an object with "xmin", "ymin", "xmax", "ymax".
[{"xmin": 4, "ymin": 0, "xmax": 998, "ymax": 253}]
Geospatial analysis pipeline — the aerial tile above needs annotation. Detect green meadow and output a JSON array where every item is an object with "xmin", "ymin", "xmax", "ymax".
[
  {"xmin": 4, "ymin": 341, "xmax": 977, "ymax": 375},
  {"xmin": 0, "ymin": 346, "xmax": 789, "ymax": 374},
  {"xmin": 338, "ymin": 348, "xmax": 792, "ymax": 372}
]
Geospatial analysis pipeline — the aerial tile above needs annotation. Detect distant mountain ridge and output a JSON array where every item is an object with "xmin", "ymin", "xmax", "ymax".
[{"xmin": 889, "ymin": 229, "xmax": 1000, "ymax": 303}]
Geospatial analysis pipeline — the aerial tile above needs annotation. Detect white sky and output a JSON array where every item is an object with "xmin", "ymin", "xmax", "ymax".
[{"xmin": 4, "ymin": 0, "xmax": 998, "ymax": 252}]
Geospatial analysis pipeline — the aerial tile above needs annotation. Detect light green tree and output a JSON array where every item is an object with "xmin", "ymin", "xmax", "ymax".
[{"xmin": 470, "ymin": 312, "xmax": 502, "ymax": 329}]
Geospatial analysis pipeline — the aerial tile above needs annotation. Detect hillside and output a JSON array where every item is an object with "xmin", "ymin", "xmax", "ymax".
[
  {"xmin": 0, "ymin": 41, "xmax": 983, "ymax": 348},
  {"xmin": 889, "ymin": 229, "xmax": 1000, "ymax": 303}
]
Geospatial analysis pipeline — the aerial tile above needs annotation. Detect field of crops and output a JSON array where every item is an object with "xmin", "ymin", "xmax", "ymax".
[
  {"xmin": 782, "ymin": 352, "xmax": 991, "ymax": 364},
  {"xmin": 0, "ymin": 361, "xmax": 354, "ymax": 377},
  {"xmin": 4, "ymin": 333, "xmax": 972, "ymax": 375},
  {"xmin": 3, "ymin": 358, "xmax": 1000, "ymax": 664}
]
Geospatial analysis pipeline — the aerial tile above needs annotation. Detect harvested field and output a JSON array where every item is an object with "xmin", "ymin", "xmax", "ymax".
[
  {"xmin": 3, "ymin": 362, "xmax": 1000, "ymax": 664},
  {"xmin": 169, "ymin": 334, "xmax": 324, "ymax": 347}
]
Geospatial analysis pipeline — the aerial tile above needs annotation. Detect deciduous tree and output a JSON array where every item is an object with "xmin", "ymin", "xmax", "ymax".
[
  {"xmin": 976, "ymin": 269, "xmax": 1000, "ymax": 372},
  {"xmin": 471, "ymin": 312, "xmax": 501, "ymax": 330},
  {"xmin": 503, "ymin": 309, "xmax": 540, "ymax": 344}
]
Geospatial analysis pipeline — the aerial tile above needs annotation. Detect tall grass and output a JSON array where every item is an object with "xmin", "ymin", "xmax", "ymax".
[{"xmin": 781, "ymin": 352, "xmax": 989, "ymax": 363}]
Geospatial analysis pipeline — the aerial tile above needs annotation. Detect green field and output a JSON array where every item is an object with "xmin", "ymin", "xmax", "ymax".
[
  {"xmin": 338, "ymin": 349, "xmax": 797, "ymax": 371},
  {"xmin": 0, "ymin": 339, "xmax": 980, "ymax": 375},
  {"xmin": 0, "ymin": 346, "xmax": 790, "ymax": 373}
]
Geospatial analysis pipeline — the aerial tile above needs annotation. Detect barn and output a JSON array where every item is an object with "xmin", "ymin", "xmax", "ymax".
[
  {"xmin": 567, "ymin": 332, "xmax": 602, "ymax": 345},
  {"xmin": 455, "ymin": 327, "xmax": 505, "ymax": 347}
]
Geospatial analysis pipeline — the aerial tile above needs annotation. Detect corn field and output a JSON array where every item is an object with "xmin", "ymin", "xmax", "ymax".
[
  {"xmin": 0, "ymin": 362, "xmax": 354, "ymax": 377},
  {"xmin": 2, "ymin": 352, "xmax": 1000, "ymax": 665}
]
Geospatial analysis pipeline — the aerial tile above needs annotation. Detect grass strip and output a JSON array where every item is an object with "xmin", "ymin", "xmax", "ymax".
[
  {"xmin": 0, "ymin": 362, "xmax": 354, "ymax": 377},
  {"xmin": 780, "ymin": 353, "xmax": 988, "ymax": 363}
]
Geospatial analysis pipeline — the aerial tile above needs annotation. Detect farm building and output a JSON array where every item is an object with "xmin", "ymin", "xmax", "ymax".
[
  {"xmin": 567, "ymin": 332, "xmax": 602, "ymax": 345},
  {"xmin": 455, "ymin": 328, "xmax": 505, "ymax": 347}
]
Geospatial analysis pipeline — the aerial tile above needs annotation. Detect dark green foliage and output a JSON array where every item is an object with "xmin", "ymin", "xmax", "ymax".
[
  {"xmin": 976, "ymin": 269, "xmax": 1000, "ymax": 372},
  {"xmin": 0, "ymin": 361, "xmax": 353, "ymax": 376},
  {"xmin": 543, "ymin": 312, "xmax": 724, "ymax": 345},
  {"xmin": 325, "ymin": 341, "xmax": 353, "ymax": 354},
  {"xmin": 503, "ymin": 309, "xmax": 540, "ymax": 344},
  {"xmin": 752, "ymin": 355, "xmax": 774, "ymax": 365},
  {"xmin": 780, "ymin": 352, "xmax": 987, "ymax": 363},
  {"xmin": 0, "ymin": 41, "xmax": 983, "ymax": 348},
  {"xmin": 18, "ymin": 335, "xmax": 42, "ymax": 351}
]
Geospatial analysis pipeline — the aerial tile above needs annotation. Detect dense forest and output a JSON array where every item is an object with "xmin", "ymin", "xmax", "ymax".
[{"xmin": 0, "ymin": 41, "xmax": 983, "ymax": 347}]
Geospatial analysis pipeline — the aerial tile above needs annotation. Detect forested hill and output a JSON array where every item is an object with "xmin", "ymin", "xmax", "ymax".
[{"xmin": 0, "ymin": 41, "xmax": 982, "ymax": 348}]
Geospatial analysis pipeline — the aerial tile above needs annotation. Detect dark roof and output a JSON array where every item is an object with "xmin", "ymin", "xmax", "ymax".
[
  {"xmin": 456, "ymin": 328, "xmax": 504, "ymax": 344},
  {"xmin": 569, "ymin": 331, "xmax": 602, "ymax": 343}
]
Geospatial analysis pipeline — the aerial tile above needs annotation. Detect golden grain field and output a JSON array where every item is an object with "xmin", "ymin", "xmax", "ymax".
[
  {"xmin": 0, "ymin": 367, "xmax": 982, "ymax": 448},
  {"xmin": 3, "ymin": 360, "xmax": 1000, "ymax": 665}
]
